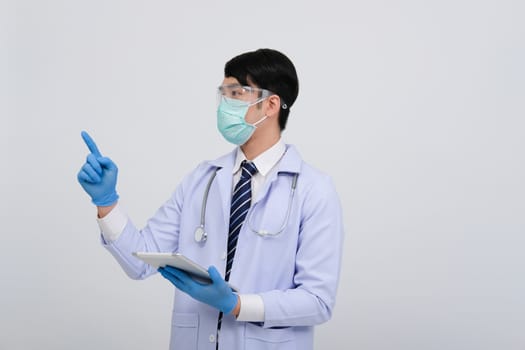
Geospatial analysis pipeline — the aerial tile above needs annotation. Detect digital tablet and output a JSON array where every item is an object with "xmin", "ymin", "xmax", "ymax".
[{"xmin": 132, "ymin": 252, "xmax": 238, "ymax": 291}]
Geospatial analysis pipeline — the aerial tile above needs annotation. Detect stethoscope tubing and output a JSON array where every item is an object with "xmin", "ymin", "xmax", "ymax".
[{"xmin": 194, "ymin": 167, "xmax": 298, "ymax": 243}]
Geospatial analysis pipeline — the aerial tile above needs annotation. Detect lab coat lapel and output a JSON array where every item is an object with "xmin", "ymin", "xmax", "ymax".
[
  {"xmin": 252, "ymin": 145, "xmax": 303, "ymax": 205},
  {"xmin": 215, "ymin": 166, "xmax": 234, "ymax": 227},
  {"xmin": 207, "ymin": 149, "xmax": 236, "ymax": 228}
]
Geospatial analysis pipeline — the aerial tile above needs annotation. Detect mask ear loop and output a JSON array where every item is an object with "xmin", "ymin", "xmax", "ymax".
[
  {"xmin": 251, "ymin": 115, "xmax": 268, "ymax": 127},
  {"xmin": 249, "ymin": 96, "xmax": 270, "ymax": 127}
]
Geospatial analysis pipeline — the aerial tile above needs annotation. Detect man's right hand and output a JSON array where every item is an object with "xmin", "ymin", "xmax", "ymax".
[{"xmin": 77, "ymin": 131, "xmax": 119, "ymax": 207}]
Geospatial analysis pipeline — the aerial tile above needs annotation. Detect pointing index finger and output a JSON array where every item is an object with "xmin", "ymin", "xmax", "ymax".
[{"xmin": 81, "ymin": 131, "xmax": 102, "ymax": 157}]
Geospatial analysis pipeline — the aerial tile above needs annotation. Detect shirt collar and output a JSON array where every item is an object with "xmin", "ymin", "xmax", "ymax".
[{"xmin": 233, "ymin": 138, "xmax": 286, "ymax": 177}]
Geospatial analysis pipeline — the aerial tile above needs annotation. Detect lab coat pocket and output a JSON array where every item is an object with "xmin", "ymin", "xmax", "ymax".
[
  {"xmin": 245, "ymin": 323, "xmax": 296, "ymax": 350},
  {"xmin": 170, "ymin": 313, "xmax": 199, "ymax": 349}
]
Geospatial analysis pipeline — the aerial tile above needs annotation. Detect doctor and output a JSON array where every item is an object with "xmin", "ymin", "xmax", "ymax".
[{"xmin": 77, "ymin": 48, "xmax": 344, "ymax": 350}]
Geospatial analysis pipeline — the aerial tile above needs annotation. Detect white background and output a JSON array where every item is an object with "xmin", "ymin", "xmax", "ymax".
[{"xmin": 2, "ymin": 0, "xmax": 524, "ymax": 349}]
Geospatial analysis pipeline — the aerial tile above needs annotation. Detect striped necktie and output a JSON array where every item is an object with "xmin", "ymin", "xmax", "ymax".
[
  {"xmin": 225, "ymin": 160, "xmax": 258, "ymax": 281},
  {"xmin": 216, "ymin": 160, "xmax": 257, "ymax": 347}
]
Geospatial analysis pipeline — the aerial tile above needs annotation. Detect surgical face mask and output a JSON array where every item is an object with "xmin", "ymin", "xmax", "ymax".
[{"xmin": 217, "ymin": 96, "xmax": 268, "ymax": 145}]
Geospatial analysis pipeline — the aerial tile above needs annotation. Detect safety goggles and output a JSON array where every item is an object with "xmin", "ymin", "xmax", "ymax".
[{"xmin": 217, "ymin": 84, "xmax": 273, "ymax": 106}]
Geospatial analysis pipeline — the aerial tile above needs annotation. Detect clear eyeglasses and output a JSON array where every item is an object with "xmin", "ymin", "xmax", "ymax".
[{"xmin": 217, "ymin": 84, "xmax": 273, "ymax": 106}]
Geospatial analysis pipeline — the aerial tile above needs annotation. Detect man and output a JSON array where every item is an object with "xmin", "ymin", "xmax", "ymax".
[{"xmin": 78, "ymin": 48, "xmax": 344, "ymax": 350}]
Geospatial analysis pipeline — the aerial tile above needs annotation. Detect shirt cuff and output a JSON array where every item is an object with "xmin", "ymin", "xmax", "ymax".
[
  {"xmin": 96, "ymin": 203, "xmax": 128, "ymax": 242},
  {"xmin": 236, "ymin": 294, "xmax": 265, "ymax": 322}
]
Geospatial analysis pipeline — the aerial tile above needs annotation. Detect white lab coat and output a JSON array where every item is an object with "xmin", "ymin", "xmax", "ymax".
[{"xmin": 102, "ymin": 145, "xmax": 344, "ymax": 350}]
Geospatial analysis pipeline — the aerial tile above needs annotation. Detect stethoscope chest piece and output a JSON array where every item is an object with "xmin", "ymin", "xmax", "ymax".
[{"xmin": 194, "ymin": 225, "xmax": 207, "ymax": 243}]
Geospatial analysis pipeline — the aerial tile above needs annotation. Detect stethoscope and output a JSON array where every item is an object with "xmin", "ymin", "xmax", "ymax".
[{"xmin": 194, "ymin": 167, "xmax": 299, "ymax": 244}]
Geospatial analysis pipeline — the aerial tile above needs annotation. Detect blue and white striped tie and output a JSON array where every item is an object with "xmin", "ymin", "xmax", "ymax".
[
  {"xmin": 216, "ymin": 160, "xmax": 257, "ymax": 347},
  {"xmin": 225, "ymin": 160, "xmax": 257, "ymax": 280}
]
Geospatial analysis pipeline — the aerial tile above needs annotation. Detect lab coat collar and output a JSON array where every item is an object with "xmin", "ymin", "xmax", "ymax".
[
  {"xmin": 207, "ymin": 143, "xmax": 303, "ymax": 175},
  {"xmin": 205, "ymin": 143, "xmax": 303, "ymax": 221},
  {"xmin": 276, "ymin": 144, "xmax": 302, "ymax": 174}
]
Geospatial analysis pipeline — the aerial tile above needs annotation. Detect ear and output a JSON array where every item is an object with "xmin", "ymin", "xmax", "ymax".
[{"xmin": 265, "ymin": 95, "xmax": 282, "ymax": 119}]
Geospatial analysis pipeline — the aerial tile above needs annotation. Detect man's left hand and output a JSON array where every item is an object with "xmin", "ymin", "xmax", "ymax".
[{"xmin": 158, "ymin": 265, "xmax": 238, "ymax": 314}]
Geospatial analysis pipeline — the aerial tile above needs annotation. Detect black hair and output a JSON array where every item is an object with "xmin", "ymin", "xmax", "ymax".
[{"xmin": 224, "ymin": 48, "xmax": 299, "ymax": 131}]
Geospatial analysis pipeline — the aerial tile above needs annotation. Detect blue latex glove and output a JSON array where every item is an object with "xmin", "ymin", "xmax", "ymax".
[
  {"xmin": 77, "ymin": 131, "xmax": 119, "ymax": 206},
  {"xmin": 158, "ymin": 265, "xmax": 238, "ymax": 314}
]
